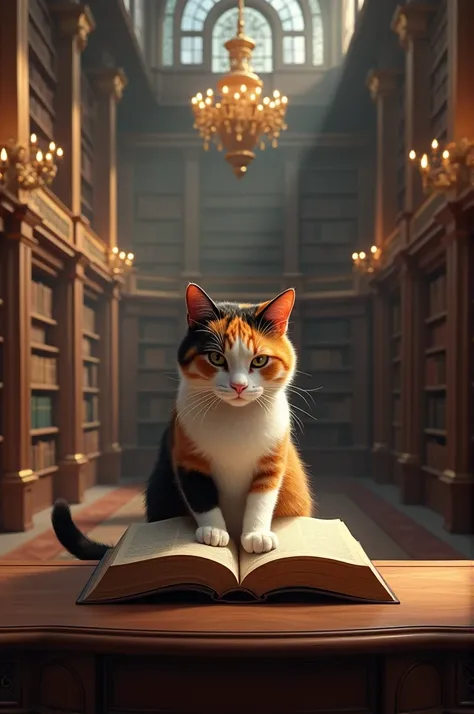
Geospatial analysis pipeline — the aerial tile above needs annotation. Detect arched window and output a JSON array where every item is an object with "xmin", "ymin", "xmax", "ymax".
[
  {"xmin": 162, "ymin": 0, "xmax": 325, "ymax": 69},
  {"xmin": 342, "ymin": 0, "xmax": 365, "ymax": 54},
  {"xmin": 212, "ymin": 7, "xmax": 273, "ymax": 73}
]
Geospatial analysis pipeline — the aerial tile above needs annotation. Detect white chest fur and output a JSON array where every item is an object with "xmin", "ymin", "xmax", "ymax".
[{"xmin": 177, "ymin": 386, "xmax": 290, "ymax": 538}]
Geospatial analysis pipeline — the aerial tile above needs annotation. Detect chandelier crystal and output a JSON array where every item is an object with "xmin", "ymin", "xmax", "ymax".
[
  {"xmin": 352, "ymin": 245, "xmax": 381, "ymax": 275},
  {"xmin": 409, "ymin": 137, "xmax": 474, "ymax": 197},
  {"xmin": 190, "ymin": 0, "xmax": 288, "ymax": 178}
]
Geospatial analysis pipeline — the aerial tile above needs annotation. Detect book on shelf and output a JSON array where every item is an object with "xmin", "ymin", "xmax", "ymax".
[
  {"xmin": 31, "ymin": 355, "xmax": 57, "ymax": 385},
  {"xmin": 32, "ymin": 439, "xmax": 56, "ymax": 471},
  {"xmin": 31, "ymin": 325, "xmax": 48, "ymax": 344},
  {"xmin": 83, "ymin": 394, "xmax": 99, "ymax": 423},
  {"xmin": 31, "ymin": 395, "xmax": 54, "ymax": 429},
  {"xmin": 84, "ymin": 429, "xmax": 100, "ymax": 454},
  {"xmin": 32, "ymin": 281, "xmax": 53, "ymax": 318},
  {"xmin": 77, "ymin": 516, "xmax": 399, "ymax": 605},
  {"xmin": 83, "ymin": 304, "xmax": 96, "ymax": 333},
  {"xmin": 83, "ymin": 363, "xmax": 98, "ymax": 388}
]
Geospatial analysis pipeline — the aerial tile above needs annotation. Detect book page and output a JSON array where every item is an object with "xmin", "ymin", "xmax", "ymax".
[
  {"xmin": 240, "ymin": 517, "xmax": 367, "ymax": 582},
  {"xmin": 112, "ymin": 517, "xmax": 239, "ymax": 581}
]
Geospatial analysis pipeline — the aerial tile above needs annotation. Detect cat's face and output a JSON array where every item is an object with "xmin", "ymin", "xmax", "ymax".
[{"xmin": 178, "ymin": 284, "xmax": 296, "ymax": 408}]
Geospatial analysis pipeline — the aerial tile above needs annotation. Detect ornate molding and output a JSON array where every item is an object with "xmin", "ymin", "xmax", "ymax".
[
  {"xmin": 89, "ymin": 67, "xmax": 128, "ymax": 102},
  {"xmin": 391, "ymin": 3, "xmax": 435, "ymax": 50},
  {"xmin": 366, "ymin": 68, "xmax": 400, "ymax": 102},
  {"xmin": 51, "ymin": 3, "xmax": 96, "ymax": 52}
]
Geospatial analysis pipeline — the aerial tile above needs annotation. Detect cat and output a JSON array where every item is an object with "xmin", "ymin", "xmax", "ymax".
[{"xmin": 51, "ymin": 283, "xmax": 315, "ymax": 560}]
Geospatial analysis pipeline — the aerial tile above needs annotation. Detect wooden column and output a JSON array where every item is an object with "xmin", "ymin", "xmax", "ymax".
[
  {"xmin": 283, "ymin": 157, "xmax": 301, "ymax": 280},
  {"xmin": 182, "ymin": 150, "xmax": 201, "ymax": 279},
  {"xmin": 52, "ymin": 3, "xmax": 95, "ymax": 214},
  {"xmin": 55, "ymin": 252, "xmax": 87, "ymax": 503},
  {"xmin": 0, "ymin": 0, "xmax": 29, "ymax": 146},
  {"xmin": 392, "ymin": 3, "xmax": 435, "ymax": 215},
  {"xmin": 117, "ymin": 144, "xmax": 134, "ymax": 252},
  {"xmin": 98, "ymin": 282, "xmax": 122, "ymax": 484},
  {"xmin": 352, "ymin": 301, "xmax": 371, "ymax": 477},
  {"xmin": 371, "ymin": 285, "xmax": 393, "ymax": 482},
  {"xmin": 395, "ymin": 254, "xmax": 424, "ymax": 504},
  {"xmin": 447, "ymin": 0, "xmax": 474, "ymax": 140},
  {"xmin": 119, "ymin": 304, "xmax": 139, "ymax": 478},
  {"xmin": 90, "ymin": 67, "xmax": 127, "ymax": 248},
  {"xmin": 0, "ymin": 209, "xmax": 38, "ymax": 531},
  {"xmin": 366, "ymin": 68, "xmax": 400, "ymax": 245}
]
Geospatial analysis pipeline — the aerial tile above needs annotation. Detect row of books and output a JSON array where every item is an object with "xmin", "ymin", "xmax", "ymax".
[
  {"xmin": 425, "ymin": 353, "xmax": 446, "ymax": 386},
  {"xmin": 32, "ymin": 439, "xmax": 56, "ymax": 472},
  {"xmin": 32, "ymin": 280, "xmax": 53, "ymax": 318},
  {"xmin": 83, "ymin": 304, "xmax": 97, "ymax": 333},
  {"xmin": 84, "ymin": 363, "xmax": 98, "ymax": 388},
  {"xmin": 31, "ymin": 395, "xmax": 54, "ymax": 429},
  {"xmin": 313, "ymin": 397, "xmax": 352, "ymax": 422},
  {"xmin": 427, "ymin": 272, "xmax": 446, "ymax": 316},
  {"xmin": 139, "ymin": 320, "xmax": 178, "ymax": 343},
  {"xmin": 83, "ymin": 394, "xmax": 99, "ymax": 423},
  {"xmin": 82, "ymin": 336, "xmax": 97, "ymax": 357},
  {"xmin": 31, "ymin": 324, "xmax": 52, "ymax": 344},
  {"xmin": 303, "ymin": 320, "xmax": 350, "ymax": 344},
  {"xmin": 84, "ymin": 429, "xmax": 100, "ymax": 455},
  {"xmin": 139, "ymin": 396, "xmax": 175, "ymax": 421},
  {"xmin": 307, "ymin": 349, "xmax": 350, "ymax": 370},
  {"xmin": 31, "ymin": 355, "xmax": 57, "ymax": 385},
  {"xmin": 425, "ymin": 394, "xmax": 446, "ymax": 431},
  {"xmin": 425, "ymin": 438, "xmax": 447, "ymax": 471}
]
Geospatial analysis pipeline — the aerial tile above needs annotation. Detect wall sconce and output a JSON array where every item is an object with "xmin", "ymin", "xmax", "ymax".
[
  {"xmin": 0, "ymin": 134, "xmax": 63, "ymax": 192},
  {"xmin": 352, "ymin": 245, "xmax": 381, "ymax": 275},
  {"xmin": 409, "ymin": 137, "xmax": 474, "ymax": 197},
  {"xmin": 110, "ymin": 246, "xmax": 134, "ymax": 277}
]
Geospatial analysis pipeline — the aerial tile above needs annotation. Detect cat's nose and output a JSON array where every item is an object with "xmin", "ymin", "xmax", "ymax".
[{"xmin": 230, "ymin": 381, "xmax": 248, "ymax": 395}]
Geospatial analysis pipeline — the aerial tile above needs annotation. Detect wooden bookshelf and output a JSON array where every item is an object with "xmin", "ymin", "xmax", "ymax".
[
  {"xmin": 80, "ymin": 72, "xmax": 96, "ymax": 224},
  {"xmin": 136, "ymin": 316, "xmax": 179, "ymax": 449},
  {"xmin": 0, "ymin": 286, "xmax": 4, "ymax": 463},
  {"xmin": 28, "ymin": 0, "xmax": 56, "ymax": 144},
  {"xmin": 30, "ymin": 274, "xmax": 60, "ymax": 511},
  {"xmin": 82, "ymin": 295, "xmax": 101, "ymax": 484},
  {"xmin": 389, "ymin": 295, "xmax": 402, "ymax": 463},
  {"xmin": 422, "ymin": 269, "xmax": 447, "ymax": 513}
]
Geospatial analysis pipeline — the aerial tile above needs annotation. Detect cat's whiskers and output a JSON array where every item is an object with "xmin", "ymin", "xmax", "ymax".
[
  {"xmin": 199, "ymin": 396, "xmax": 220, "ymax": 425},
  {"xmin": 176, "ymin": 390, "xmax": 217, "ymax": 423}
]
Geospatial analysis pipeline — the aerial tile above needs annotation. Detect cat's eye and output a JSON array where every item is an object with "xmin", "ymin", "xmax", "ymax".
[
  {"xmin": 207, "ymin": 351, "xmax": 226, "ymax": 367},
  {"xmin": 251, "ymin": 355, "xmax": 269, "ymax": 368}
]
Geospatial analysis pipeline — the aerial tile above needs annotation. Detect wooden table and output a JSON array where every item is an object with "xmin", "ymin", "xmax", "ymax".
[{"xmin": 0, "ymin": 561, "xmax": 473, "ymax": 714}]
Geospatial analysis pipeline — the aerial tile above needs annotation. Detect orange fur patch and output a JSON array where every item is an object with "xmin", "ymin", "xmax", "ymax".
[
  {"xmin": 250, "ymin": 439, "xmax": 287, "ymax": 493},
  {"xmin": 172, "ymin": 417, "xmax": 211, "ymax": 474},
  {"xmin": 274, "ymin": 441, "xmax": 314, "ymax": 517}
]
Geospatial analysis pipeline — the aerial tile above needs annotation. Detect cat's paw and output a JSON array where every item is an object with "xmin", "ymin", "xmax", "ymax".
[
  {"xmin": 241, "ymin": 530, "xmax": 279, "ymax": 554},
  {"xmin": 195, "ymin": 526, "xmax": 230, "ymax": 547}
]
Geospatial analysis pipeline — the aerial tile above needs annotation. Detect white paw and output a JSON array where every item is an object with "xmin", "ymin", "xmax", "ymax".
[
  {"xmin": 241, "ymin": 530, "xmax": 279, "ymax": 554},
  {"xmin": 195, "ymin": 526, "xmax": 230, "ymax": 547}
]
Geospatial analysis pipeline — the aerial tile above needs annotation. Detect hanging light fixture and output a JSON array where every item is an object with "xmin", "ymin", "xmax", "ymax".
[
  {"xmin": 190, "ymin": 0, "xmax": 288, "ymax": 178},
  {"xmin": 352, "ymin": 245, "xmax": 382, "ymax": 275},
  {"xmin": 409, "ymin": 137, "xmax": 474, "ymax": 197}
]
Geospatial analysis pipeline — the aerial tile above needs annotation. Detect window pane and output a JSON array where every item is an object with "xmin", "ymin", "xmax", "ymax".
[
  {"xmin": 134, "ymin": 0, "xmax": 145, "ymax": 49},
  {"xmin": 342, "ymin": 0, "xmax": 356, "ymax": 53},
  {"xmin": 283, "ymin": 35, "xmax": 305, "ymax": 65},
  {"xmin": 180, "ymin": 35, "xmax": 203, "ymax": 64},
  {"xmin": 181, "ymin": 0, "xmax": 217, "ymax": 31},
  {"xmin": 268, "ymin": 0, "xmax": 304, "ymax": 31},
  {"xmin": 162, "ymin": 0, "xmax": 178, "ymax": 65},
  {"xmin": 307, "ymin": 0, "xmax": 324, "ymax": 66},
  {"xmin": 212, "ymin": 7, "xmax": 273, "ymax": 73},
  {"xmin": 123, "ymin": 0, "xmax": 131, "ymax": 12}
]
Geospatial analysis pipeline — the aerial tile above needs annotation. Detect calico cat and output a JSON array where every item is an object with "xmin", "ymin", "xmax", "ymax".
[{"xmin": 51, "ymin": 283, "xmax": 314, "ymax": 560}]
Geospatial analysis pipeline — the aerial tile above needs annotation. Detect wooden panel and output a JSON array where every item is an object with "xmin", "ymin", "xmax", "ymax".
[
  {"xmin": 429, "ymin": 0, "xmax": 448, "ymax": 142},
  {"xmin": 28, "ymin": 0, "xmax": 56, "ymax": 142}
]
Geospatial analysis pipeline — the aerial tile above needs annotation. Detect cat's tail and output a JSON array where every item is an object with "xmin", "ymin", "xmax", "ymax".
[{"xmin": 51, "ymin": 499, "xmax": 110, "ymax": 560}]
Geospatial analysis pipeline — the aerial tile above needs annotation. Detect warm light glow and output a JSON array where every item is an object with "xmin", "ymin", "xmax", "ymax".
[
  {"xmin": 431, "ymin": 139, "xmax": 439, "ymax": 150},
  {"xmin": 49, "ymin": 142, "xmax": 56, "ymax": 151},
  {"xmin": 56, "ymin": 147, "xmax": 63, "ymax": 157},
  {"xmin": 370, "ymin": 245, "xmax": 377, "ymax": 253},
  {"xmin": 112, "ymin": 246, "xmax": 119, "ymax": 254},
  {"xmin": 421, "ymin": 154, "xmax": 428, "ymax": 169},
  {"xmin": 0, "ymin": 148, "xmax": 7, "ymax": 162},
  {"xmin": 240, "ymin": 84, "xmax": 247, "ymax": 92},
  {"xmin": 0, "ymin": 134, "xmax": 63, "ymax": 191},
  {"xmin": 45, "ymin": 152, "xmax": 52, "ymax": 161},
  {"xmin": 30, "ymin": 134, "xmax": 37, "ymax": 144},
  {"xmin": 442, "ymin": 150, "xmax": 450, "ymax": 159},
  {"xmin": 119, "ymin": 251, "xmax": 126, "ymax": 260},
  {"xmin": 36, "ymin": 150, "xmax": 43, "ymax": 162},
  {"xmin": 352, "ymin": 252, "xmax": 358, "ymax": 260},
  {"xmin": 359, "ymin": 252, "xmax": 366, "ymax": 260},
  {"xmin": 409, "ymin": 150, "xmax": 416, "ymax": 160},
  {"xmin": 196, "ymin": 93, "xmax": 203, "ymax": 100},
  {"xmin": 222, "ymin": 86, "xmax": 229, "ymax": 94},
  {"xmin": 206, "ymin": 89, "xmax": 213, "ymax": 96},
  {"xmin": 127, "ymin": 252, "xmax": 134, "ymax": 260}
]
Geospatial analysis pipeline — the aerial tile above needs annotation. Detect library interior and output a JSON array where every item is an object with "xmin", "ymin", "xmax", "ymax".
[{"xmin": 0, "ymin": 0, "xmax": 473, "ymax": 710}]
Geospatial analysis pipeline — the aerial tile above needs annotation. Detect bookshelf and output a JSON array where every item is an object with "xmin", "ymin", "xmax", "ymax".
[
  {"xmin": 390, "ymin": 295, "xmax": 402, "ymax": 462},
  {"xmin": 422, "ymin": 269, "xmax": 447, "ymax": 512},
  {"xmin": 137, "ymin": 316, "xmax": 179, "ymax": 449},
  {"xmin": 0, "ymin": 275, "xmax": 4, "ymax": 464},
  {"xmin": 83, "ymin": 295, "xmax": 101, "ymax": 483},
  {"xmin": 299, "ymin": 316, "xmax": 357, "ymax": 473},
  {"xmin": 30, "ymin": 274, "xmax": 60, "ymax": 510}
]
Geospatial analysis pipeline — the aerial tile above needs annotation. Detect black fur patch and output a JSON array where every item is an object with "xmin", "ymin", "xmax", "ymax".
[{"xmin": 177, "ymin": 467, "xmax": 219, "ymax": 514}]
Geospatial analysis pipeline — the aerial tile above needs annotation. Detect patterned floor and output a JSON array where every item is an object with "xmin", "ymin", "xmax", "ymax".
[{"xmin": 0, "ymin": 477, "xmax": 471, "ymax": 561}]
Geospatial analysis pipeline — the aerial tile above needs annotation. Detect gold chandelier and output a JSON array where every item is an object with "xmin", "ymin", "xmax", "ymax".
[
  {"xmin": 0, "ymin": 133, "xmax": 63, "ymax": 192},
  {"xmin": 409, "ymin": 137, "xmax": 474, "ymax": 197},
  {"xmin": 352, "ymin": 245, "xmax": 381, "ymax": 275},
  {"xmin": 190, "ymin": 0, "xmax": 288, "ymax": 178},
  {"xmin": 110, "ymin": 246, "xmax": 135, "ymax": 277}
]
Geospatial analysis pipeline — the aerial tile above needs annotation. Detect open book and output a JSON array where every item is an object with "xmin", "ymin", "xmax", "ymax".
[{"xmin": 77, "ymin": 516, "xmax": 399, "ymax": 604}]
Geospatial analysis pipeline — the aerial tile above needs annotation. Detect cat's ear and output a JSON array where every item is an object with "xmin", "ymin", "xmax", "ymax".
[
  {"xmin": 256, "ymin": 288, "xmax": 295, "ymax": 336},
  {"xmin": 185, "ymin": 283, "xmax": 219, "ymax": 327}
]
